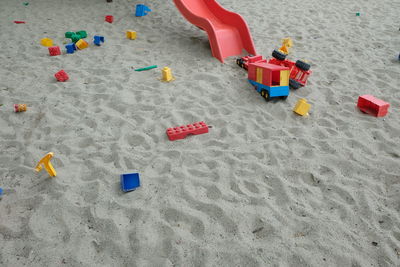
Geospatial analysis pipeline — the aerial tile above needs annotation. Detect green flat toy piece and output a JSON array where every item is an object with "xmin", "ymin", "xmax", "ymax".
[{"xmin": 135, "ymin": 65, "xmax": 158, "ymax": 71}]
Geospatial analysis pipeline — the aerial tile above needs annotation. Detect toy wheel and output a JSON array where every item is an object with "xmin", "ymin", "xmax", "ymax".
[
  {"xmin": 272, "ymin": 50, "xmax": 287, "ymax": 61},
  {"xmin": 295, "ymin": 60, "xmax": 311, "ymax": 71},
  {"xmin": 289, "ymin": 79, "xmax": 302, "ymax": 89},
  {"xmin": 261, "ymin": 90, "xmax": 270, "ymax": 101},
  {"xmin": 236, "ymin": 58, "xmax": 244, "ymax": 69}
]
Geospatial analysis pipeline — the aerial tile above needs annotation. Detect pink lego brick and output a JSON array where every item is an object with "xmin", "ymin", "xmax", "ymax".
[
  {"xmin": 357, "ymin": 95, "xmax": 390, "ymax": 117},
  {"xmin": 54, "ymin": 70, "xmax": 69, "ymax": 82},
  {"xmin": 105, "ymin": 15, "xmax": 114, "ymax": 23},
  {"xmin": 48, "ymin": 46, "xmax": 61, "ymax": 56},
  {"xmin": 166, "ymin": 121, "xmax": 209, "ymax": 141}
]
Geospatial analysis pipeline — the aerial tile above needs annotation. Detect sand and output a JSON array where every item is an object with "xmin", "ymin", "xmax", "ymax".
[{"xmin": 0, "ymin": 0, "xmax": 400, "ymax": 266}]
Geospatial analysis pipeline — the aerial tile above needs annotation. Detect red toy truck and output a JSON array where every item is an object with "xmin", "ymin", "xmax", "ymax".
[{"xmin": 236, "ymin": 50, "xmax": 312, "ymax": 89}]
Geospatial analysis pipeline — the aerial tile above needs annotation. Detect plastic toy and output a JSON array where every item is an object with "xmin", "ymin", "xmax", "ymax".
[
  {"xmin": 247, "ymin": 62, "xmax": 290, "ymax": 101},
  {"xmin": 357, "ymin": 95, "xmax": 390, "ymax": 117},
  {"xmin": 105, "ymin": 15, "xmax": 113, "ymax": 23},
  {"xmin": 40, "ymin": 38, "xmax": 53, "ymax": 47},
  {"xmin": 35, "ymin": 152, "xmax": 57, "ymax": 177},
  {"xmin": 65, "ymin": 43, "xmax": 76, "ymax": 54},
  {"xmin": 279, "ymin": 38, "xmax": 293, "ymax": 55},
  {"xmin": 76, "ymin": 31, "xmax": 87, "ymax": 39},
  {"xmin": 65, "ymin": 32, "xmax": 74, "ymax": 38},
  {"xmin": 126, "ymin": 30, "xmax": 137, "ymax": 40},
  {"xmin": 55, "ymin": 70, "xmax": 69, "ymax": 82},
  {"xmin": 121, "ymin": 173, "xmax": 140, "ymax": 192},
  {"xmin": 23, "ymin": 2, "xmax": 29, "ymax": 5},
  {"xmin": 0, "ymin": 188, "xmax": 3, "ymax": 196},
  {"xmin": 356, "ymin": 12, "xmax": 360, "ymax": 16},
  {"xmin": 293, "ymin": 98, "xmax": 311, "ymax": 116},
  {"xmin": 161, "ymin": 67, "xmax": 174, "ymax": 82},
  {"xmin": 48, "ymin": 46, "xmax": 61, "ymax": 56},
  {"xmin": 135, "ymin": 4, "xmax": 152, "ymax": 17},
  {"xmin": 14, "ymin": 21, "xmax": 26, "ymax": 24},
  {"xmin": 173, "ymin": 0, "xmax": 256, "ymax": 63},
  {"xmin": 135, "ymin": 65, "xmax": 157, "ymax": 71},
  {"xmin": 14, "ymin": 104, "xmax": 27, "ymax": 112},
  {"xmin": 166, "ymin": 121, "xmax": 209, "ymax": 141},
  {"xmin": 93, "ymin": 35, "xmax": 104, "ymax": 46},
  {"xmin": 237, "ymin": 51, "xmax": 312, "ymax": 89},
  {"xmin": 76, "ymin": 39, "xmax": 89, "ymax": 50}
]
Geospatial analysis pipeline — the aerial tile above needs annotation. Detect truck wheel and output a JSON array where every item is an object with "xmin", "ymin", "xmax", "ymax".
[
  {"xmin": 272, "ymin": 50, "xmax": 286, "ymax": 61},
  {"xmin": 236, "ymin": 58, "xmax": 244, "ymax": 69},
  {"xmin": 261, "ymin": 90, "xmax": 270, "ymax": 101},
  {"xmin": 295, "ymin": 60, "xmax": 311, "ymax": 71},
  {"xmin": 289, "ymin": 79, "xmax": 302, "ymax": 89}
]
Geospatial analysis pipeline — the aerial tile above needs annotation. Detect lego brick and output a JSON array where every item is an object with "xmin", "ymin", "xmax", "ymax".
[
  {"xmin": 293, "ymin": 98, "xmax": 311, "ymax": 116},
  {"xmin": 161, "ymin": 67, "xmax": 174, "ymax": 82},
  {"xmin": 48, "ymin": 46, "xmax": 61, "ymax": 56},
  {"xmin": 357, "ymin": 95, "xmax": 390, "ymax": 117},
  {"xmin": 65, "ymin": 43, "xmax": 76, "ymax": 54},
  {"xmin": 126, "ymin": 30, "xmax": 137, "ymax": 40},
  {"xmin": 105, "ymin": 15, "xmax": 114, "ymax": 23},
  {"xmin": 93, "ymin": 35, "xmax": 104, "ymax": 46},
  {"xmin": 14, "ymin": 104, "xmax": 27, "ymax": 112},
  {"xmin": 76, "ymin": 30, "xmax": 87, "ymax": 39},
  {"xmin": 65, "ymin": 31, "xmax": 74, "ymax": 38},
  {"xmin": 166, "ymin": 121, "xmax": 209, "ymax": 141},
  {"xmin": 55, "ymin": 70, "xmax": 69, "ymax": 82},
  {"xmin": 120, "ymin": 173, "xmax": 140, "ymax": 192},
  {"xmin": 76, "ymin": 39, "xmax": 89, "ymax": 50},
  {"xmin": 0, "ymin": 187, "xmax": 3, "ymax": 196},
  {"xmin": 40, "ymin": 38, "xmax": 53, "ymax": 47},
  {"xmin": 135, "ymin": 4, "xmax": 152, "ymax": 17},
  {"xmin": 14, "ymin": 21, "xmax": 26, "ymax": 24}
]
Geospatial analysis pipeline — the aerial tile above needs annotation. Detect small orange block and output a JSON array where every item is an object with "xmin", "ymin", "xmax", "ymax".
[
  {"xmin": 293, "ymin": 98, "xmax": 311, "ymax": 116},
  {"xmin": 14, "ymin": 104, "xmax": 27, "ymax": 112},
  {"xmin": 76, "ymin": 39, "xmax": 89, "ymax": 50},
  {"xmin": 126, "ymin": 30, "xmax": 137, "ymax": 40}
]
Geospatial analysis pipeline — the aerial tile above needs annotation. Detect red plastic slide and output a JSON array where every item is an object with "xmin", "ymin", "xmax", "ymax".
[{"xmin": 173, "ymin": 0, "xmax": 257, "ymax": 62}]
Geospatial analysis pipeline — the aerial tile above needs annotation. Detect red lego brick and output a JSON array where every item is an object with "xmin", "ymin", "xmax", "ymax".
[
  {"xmin": 54, "ymin": 70, "xmax": 69, "ymax": 82},
  {"xmin": 48, "ymin": 46, "xmax": 61, "ymax": 56},
  {"xmin": 105, "ymin": 15, "xmax": 114, "ymax": 23},
  {"xmin": 357, "ymin": 95, "xmax": 390, "ymax": 117},
  {"xmin": 166, "ymin": 121, "xmax": 209, "ymax": 141}
]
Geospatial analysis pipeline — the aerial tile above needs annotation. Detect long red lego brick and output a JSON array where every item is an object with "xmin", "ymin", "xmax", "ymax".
[{"xmin": 166, "ymin": 121, "xmax": 209, "ymax": 141}]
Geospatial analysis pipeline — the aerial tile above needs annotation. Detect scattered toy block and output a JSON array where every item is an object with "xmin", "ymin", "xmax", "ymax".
[
  {"xmin": 126, "ymin": 30, "xmax": 137, "ymax": 40},
  {"xmin": 35, "ymin": 152, "xmax": 57, "ymax": 177},
  {"xmin": 55, "ymin": 70, "xmax": 69, "ymax": 82},
  {"xmin": 65, "ymin": 31, "xmax": 74, "ymax": 38},
  {"xmin": 48, "ymin": 46, "xmax": 61, "ymax": 56},
  {"xmin": 76, "ymin": 30, "xmax": 87, "ymax": 39},
  {"xmin": 135, "ymin": 4, "xmax": 151, "ymax": 17},
  {"xmin": 0, "ymin": 187, "xmax": 3, "ymax": 196},
  {"xmin": 65, "ymin": 43, "xmax": 76, "ymax": 54},
  {"xmin": 76, "ymin": 39, "xmax": 89, "ymax": 50},
  {"xmin": 14, "ymin": 21, "xmax": 26, "ymax": 24},
  {"xmin": 293, "ymin": 98, "xmax": 311, "ymax": 116},
  {"xmin": 105, "ymin": 15, "xmax": 114, "ymax": 23},
  {"xmin": 14, "ymin": 104, "xmax": 27, "ymax": 112},
  {"xmin": 357, "ymin": 95, "xmax": 390, "ymax": 117},
  {"xmin": 166, "ymin": 121, "xmax": 209, "ymax": 141},
  {"xmin": 40, "ymin": 38, "xmax": 53, "ymax": 47},
  {"xmin": 161, "ymin": 67, "xmax": 174, "ymax": 82},
  {"xmin": 356, "ymin": 12, "xmax": 360, "ymax": 16},
  {"xmin": 121, "ymin": 173, "xmax": 141, "ymax": 192},
  {"xmin": 93, "ymin": 35, "xmax": 104, "ymax": 46}
]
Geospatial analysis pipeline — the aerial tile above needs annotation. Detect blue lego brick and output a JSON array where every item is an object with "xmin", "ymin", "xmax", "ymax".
[
  {"xmin": 93, "ymin": 35, "xmax": 105, "ymax": 46},
  {"xmin": 65, "ymin": 43, "xmax": 76, "ymax": 54},
  {"xmin": 135, "ymin": 4, "xmax": 151, "ymax": 17},
  {"xmin": 120, "ymin": 173, "xmax": 140, "ymax": 192},
  {"xmin": 0, "ymin": 188, "xmax": 3, "ymax": 196},
  {"xmin": 248, "ymin": 80, "xmax": 289, "ymax": 98}
]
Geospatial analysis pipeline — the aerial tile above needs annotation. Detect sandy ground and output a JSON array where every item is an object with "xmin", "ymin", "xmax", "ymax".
[{"xmin": 0, "ymin": 0, "xmax": 400, "ymax": 266}]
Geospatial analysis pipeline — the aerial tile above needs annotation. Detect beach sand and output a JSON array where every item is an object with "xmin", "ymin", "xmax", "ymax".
[{"xmin": 0, "ymin": 0, "xmax": 399, "ymax": 266}]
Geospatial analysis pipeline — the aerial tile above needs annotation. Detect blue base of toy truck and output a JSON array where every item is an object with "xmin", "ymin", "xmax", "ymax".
[
  {"xmin": 121, "ymin": 173, "xmax": 140, "ymax": 192},
  {"xmin": 248, "ymin": 79, "xmax": 289, "ymax": 98}
]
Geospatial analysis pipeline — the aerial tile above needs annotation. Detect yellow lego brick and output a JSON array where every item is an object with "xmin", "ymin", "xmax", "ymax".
[
  {"xmin": 40, "ymin": 38, "xmax": 53, "ymax": 47},
  {"xmin": 76, "ymin": 39, "xmax": 89, "ymax": 50},
  {"xmin": 126, "ymin": 30, "xmax": 137, "ymax": 40},
  {"xmin": 161, "ymin": 67, "xmax": 175, "ymax": 82},
  {"xmin": 293, "ymin": 98, "xmax": 311, "ymax": 116}
]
